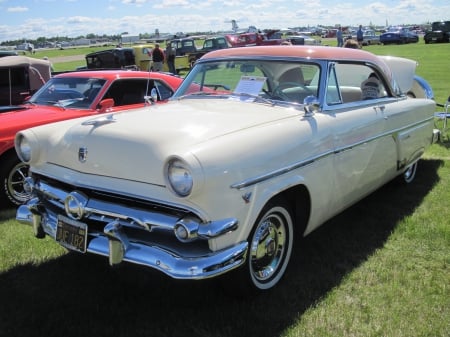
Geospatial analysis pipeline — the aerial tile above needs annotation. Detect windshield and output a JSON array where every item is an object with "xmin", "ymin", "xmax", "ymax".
[
  {"xmin": 172, "ymin": 59, "xmax": 320, "ymax": 104},
  {"xmin": 30, "ymin": 77, "xmax": 106, "ymax": 109}
]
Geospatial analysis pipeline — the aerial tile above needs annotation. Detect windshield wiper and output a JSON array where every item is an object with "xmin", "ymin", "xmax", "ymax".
[
  {"xmin": 230, "ymin": 92, "xmax": 275, "ymax": 105},
  {"xmin": 22, "ymin": 100, "xmax": 36, "ymax": 106},
  {"xmin": 33, "ymin": 98, "xmax": 84, "ymax": 110},
  {"xmin": 177, "ymin": 91, "xmax": 227, "ymax": 100}
]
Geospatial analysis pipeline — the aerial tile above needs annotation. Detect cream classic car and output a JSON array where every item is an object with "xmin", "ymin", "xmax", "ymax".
[{"xmin": 16, "ymin": 46, "xmax": 438, "ymax": 292}]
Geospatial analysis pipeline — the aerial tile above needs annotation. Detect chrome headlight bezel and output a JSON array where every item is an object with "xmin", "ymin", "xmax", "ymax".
[{"xmin": 166, "ymin": 158, "xmax": 194, "ymax": 197}]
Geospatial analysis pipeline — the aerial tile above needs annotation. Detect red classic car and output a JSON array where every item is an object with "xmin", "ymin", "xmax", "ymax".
[
  {"xmin": 225, "ymin": 31, "xmax": 283, "ymax": 47},
  {"xmin": 0, "ymin": 70, "xmax": 183, "ymax": 207}
]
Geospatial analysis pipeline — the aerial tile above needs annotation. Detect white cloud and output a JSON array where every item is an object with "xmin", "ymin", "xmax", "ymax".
[
  {"xmin": 7, "ymin": 6, "xmax": 29, "ymax": 12},
  {"xmin": 1, "ymin": 0, "xmax": 449, "ymax": 42}
]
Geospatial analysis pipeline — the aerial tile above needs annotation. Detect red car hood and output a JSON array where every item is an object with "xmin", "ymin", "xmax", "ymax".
[{"xmin": 0, "ymin": 104, "xmax": 97, "ymax": 151}]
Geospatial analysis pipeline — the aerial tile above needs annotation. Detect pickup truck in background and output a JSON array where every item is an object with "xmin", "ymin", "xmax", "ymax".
[
  {"xmin": 79, "ymin": 44, "xmax": 155, "ymax": 71},
  {"xmin": 164, "ymin": 36, "xmax": 230, "ymax": 73},
  {"xmin": 424, "ymin": 20, "xmax": 450, "ymax": 44}
]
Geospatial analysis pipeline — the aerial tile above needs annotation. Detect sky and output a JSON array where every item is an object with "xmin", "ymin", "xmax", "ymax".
[{"xmin": 0, "ymin": 0, "xmax": 448, "ymax": 42}]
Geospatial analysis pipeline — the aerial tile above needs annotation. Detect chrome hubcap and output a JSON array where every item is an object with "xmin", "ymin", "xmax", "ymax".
[
  {"xmin": 250, "ymin": 213, "xmax": 287, "ymax": 282},
  {"xmin": 404, "ymin": 162, "xmax": 417, "ymax": 183},
  {"xmin": 7, "ymin": 162, "xmax": 30, "ymax": 204}
]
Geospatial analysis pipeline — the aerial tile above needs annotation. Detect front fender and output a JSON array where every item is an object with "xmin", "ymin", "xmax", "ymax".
[{"xmin": 410, "ymin": 75, "xmax": 434, "ymax": 99}]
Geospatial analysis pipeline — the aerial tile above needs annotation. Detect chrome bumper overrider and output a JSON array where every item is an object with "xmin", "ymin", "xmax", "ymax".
[{"xmin": 16, "ymin": 177, "xmax": 247, "ymax": 280}]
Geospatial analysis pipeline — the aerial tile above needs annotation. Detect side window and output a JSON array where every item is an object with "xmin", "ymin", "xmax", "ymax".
[
  {"xmin": 328, "ymin": 63, "xmax": 388, "ymax": 105},
  {"xmin": 325, "ymin": 67, "xmax": 341, "ymax": 105},
  {"xmin": 275, "ymin": 64, "xmax": 319, "ymax": 103},
  {"xmin": 0, "ymin": 67, "xmax": 27, "ymax": 89},
  {"xmin": 204, "ymin": 40, "xmax": 212, "ymax": 49},
  {"xmin": 154, "ymin": 81, "xmax": 174, "ymax": 100},
  {"xmin": 103, "ymin": 79, "xmax": 175, "ymax": 105},
  {"xmin": 104, "ymin": 79, "xmax": 146, "ymax": 106}
]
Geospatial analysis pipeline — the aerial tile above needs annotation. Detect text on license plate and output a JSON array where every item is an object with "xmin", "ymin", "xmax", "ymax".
[{"xmin": 56, "ymin": 215, "xmax": 88, "ymax": 253}]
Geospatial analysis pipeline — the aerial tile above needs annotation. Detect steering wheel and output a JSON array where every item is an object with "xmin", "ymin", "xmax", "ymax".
[{"xmin": 272, "ymin": 82, "xmax": 312, "ymax": 102}]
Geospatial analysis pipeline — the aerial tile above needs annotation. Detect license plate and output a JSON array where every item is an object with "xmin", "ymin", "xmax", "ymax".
[{"xmin": 56, "ymin": 215, "xmax": 88, "ymax": 253}]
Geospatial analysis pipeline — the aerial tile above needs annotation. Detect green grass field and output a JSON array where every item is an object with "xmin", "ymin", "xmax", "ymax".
[{"xmin": 1, "ymin": 40, "xmax": 449, "ymax": 337}]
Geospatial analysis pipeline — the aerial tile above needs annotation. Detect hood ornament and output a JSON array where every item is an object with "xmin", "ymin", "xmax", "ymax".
[
  {"xmin": 78, "ymin": 147, "xmax": 88, "ymax": 163},
  {"xmin": 82, "ymin": 113, "xmax": 116, "ymax": 126}
]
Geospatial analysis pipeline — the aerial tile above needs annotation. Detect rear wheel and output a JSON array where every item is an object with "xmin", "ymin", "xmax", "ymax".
[{"xmin": 402, "ymin": 162, "xmax": 418, "ymax": 184}]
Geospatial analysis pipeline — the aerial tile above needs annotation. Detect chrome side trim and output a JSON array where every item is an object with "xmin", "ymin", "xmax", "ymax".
[
  {"xmin": 230, "ymin": 154, "xmax": 325, "ymax": 190},
  {"xmin": 231, "ymin": 116, "xmax": 434, "ymax": 189}
]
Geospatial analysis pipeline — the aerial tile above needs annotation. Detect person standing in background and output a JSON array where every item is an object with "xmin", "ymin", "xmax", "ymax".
[
  {"xmin": 336, "ymin": 27, "xmax": 344, "ymax": 47},
  {"xmin": 356, "ymin": 25, "xmax": 364, "ymax": 48},
  {"xmin": 152, "ymin": 44, "xmax": 165, "ymax": 72},
  {"xmin": 165, "ymin": 43, "xmax": 176, "ymax": 74}
]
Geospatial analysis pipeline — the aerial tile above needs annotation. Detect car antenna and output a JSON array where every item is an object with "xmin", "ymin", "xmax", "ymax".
[{"xmin": 144, "ymin": 52, "xmax": 157, "ymax": 106}]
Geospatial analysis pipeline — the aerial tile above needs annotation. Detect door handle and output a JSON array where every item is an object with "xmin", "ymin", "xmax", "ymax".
[{"xmin": 373, "ymin": 105, "xmax": 387, "ymax": 118}]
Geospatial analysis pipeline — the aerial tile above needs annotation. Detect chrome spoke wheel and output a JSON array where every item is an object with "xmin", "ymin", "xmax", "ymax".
[
  {"xmin": 248, "ymin": 202, "xmax": 293, "ymax": 290},
  {"xmin": 403, "ymin": 162, "xmax": 417, "ymax": 184},
  {"xmin": 6, "ymin": 161, "xmax": 31, "ymax": 205}
]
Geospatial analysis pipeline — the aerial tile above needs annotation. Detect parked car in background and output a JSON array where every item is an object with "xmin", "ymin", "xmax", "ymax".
[
  {"xmin": 0, "ymin": 50, "xmax": 18, "ymax": 57},
  {"xmin": 288, "ymin": 35, "xmax": 322, "ymax": 45},
  {"xmin": 322, "ymin": 29, "xmax": 338, "ymax": 38},
  {"xmin": 0, "ymin": 70, "xmax": 182, "ymax": 207},
  {"xmin": 361, "ymin": 30, "xmax": 381, "ymax": 45},
  {"xmin": 16, "ymin": 46, "xmax": 437, "ymax": 292},
  {"xmin": 0, "ymin": 56, "xmax": 51, "ymax": 106},
  {"xmin": 225, "ymin": 30, "xmax": 284, "ymax": 47},
  {"xmin": 380, "ymin": 26, "xmax": 419, "ymax": 44},
  {"xmin": 80, "ymin": 44, "xmax": 155, "ymax": 71},
  {"xmin": 424, "ymin": 20, "xmax": 450, "ymax": 43}
]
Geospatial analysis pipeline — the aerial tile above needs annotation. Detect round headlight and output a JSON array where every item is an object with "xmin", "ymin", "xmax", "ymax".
[
  {"xmin": 167, "ymin": 159, "xmax": 193, "ymax": 197},
  {"xmin": 16, "ymin": 134, "xmax": 32, "ymax": 163}
]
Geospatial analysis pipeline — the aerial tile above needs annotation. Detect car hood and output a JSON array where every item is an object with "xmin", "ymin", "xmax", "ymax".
[
  {"xmin": 29, "ymin": 99, "xmax": 301, "ymax": 185},
  {"xmin": 1, "ymin": 104, "xmax": 93, "ymax": 141}
]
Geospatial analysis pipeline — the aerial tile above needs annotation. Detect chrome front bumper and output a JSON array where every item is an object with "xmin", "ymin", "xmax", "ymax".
[
  {"xmin": 16, "ymin": 177, "xmax": 248, "ymax": 279},
  {"xmin": 17, "ymin": 203, "xmax": 247, "ymax": 279}
]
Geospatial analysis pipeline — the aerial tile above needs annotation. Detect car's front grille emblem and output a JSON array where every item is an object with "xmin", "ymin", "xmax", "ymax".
[{"xmin": 78, "ymin": 147, "xmax": 88, "ymax": 163}]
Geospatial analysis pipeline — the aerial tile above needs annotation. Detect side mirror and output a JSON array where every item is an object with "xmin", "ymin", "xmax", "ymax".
[
  {"xmin": 145, "ymin": 88, "xmax": 159, "ymax": 105},
  {"xmin": 303, "ymin": 95, "xmax": 320, "ymax": 116},
  {"xmin": 151, "ymin": 88, "xmax": 158, "ymax": 102},
  {"xmin": 97, "ymin": 98, "xmax": 115, "ymax": 112}
]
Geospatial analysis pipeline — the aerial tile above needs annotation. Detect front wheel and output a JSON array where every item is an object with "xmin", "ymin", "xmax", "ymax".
[
  {"xmin": 224, "ymin": 198, "xmax": 294, "ymax": 293},
  {"xmin": 0, "ymin": 154, "xmax": 31, "ymax": 207},
  {"xmin": 249, "ymin": 201, "xmax": 294, "ymax": 290}
]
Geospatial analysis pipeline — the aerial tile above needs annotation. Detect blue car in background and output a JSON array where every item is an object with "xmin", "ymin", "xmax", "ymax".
[{"xmin": 380, "ymin": 27, "xmax": 419, "ymax": 44}]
